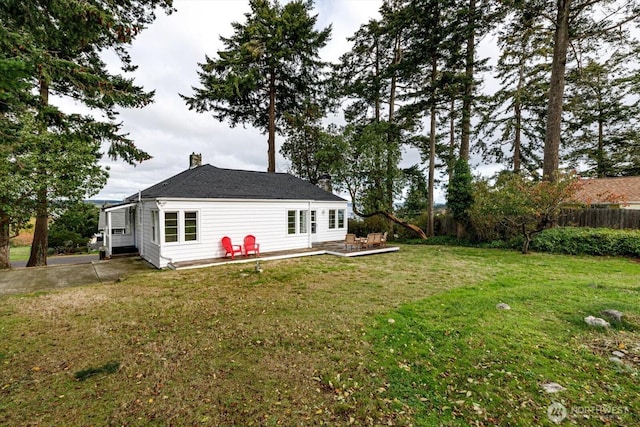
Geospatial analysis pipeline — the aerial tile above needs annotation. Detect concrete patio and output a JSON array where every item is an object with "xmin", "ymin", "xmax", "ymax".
[{"xmin": 168, "ymin": 240, "xmax": 399, "ymax": 270}]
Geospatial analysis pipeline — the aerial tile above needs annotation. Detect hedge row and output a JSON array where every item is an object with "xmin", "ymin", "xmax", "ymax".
[
  {"xmin": 414, "ymin": 227, "xmax": 640, "ymax": 258},
  {"xmin": 530, "ymin": 227, "xmax": 640, "ymax": 257}
]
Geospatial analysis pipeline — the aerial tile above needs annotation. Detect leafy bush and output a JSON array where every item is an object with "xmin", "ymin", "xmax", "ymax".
[
  {"xmin": 48, "ymin": 229, "xmax": 88, "ymax": 254},
  {"xmin": 531, "ymin": 227, "xmax": 640, "ymax": 257}
]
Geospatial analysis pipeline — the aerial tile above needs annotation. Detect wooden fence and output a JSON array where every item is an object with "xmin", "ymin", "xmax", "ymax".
[{"xmin": 558, "ymin": 208, "xmax": 640, "ymax": 230}]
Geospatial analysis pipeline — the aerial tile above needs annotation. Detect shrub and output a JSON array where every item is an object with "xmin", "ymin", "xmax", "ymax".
[
  {"xmin": 531, "ymin": 227, "xmax": 640, "ymax": 257},
  {"xmin": 48, "ymin": 229, "xmax": 88, "ymax": 254}
]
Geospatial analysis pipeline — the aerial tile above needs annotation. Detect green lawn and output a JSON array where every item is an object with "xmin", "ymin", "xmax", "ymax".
[
  {"xmin": 9, "ymin": 246, "xmax": 98, "ymax": 263},
  {"xmin": 0, "ymin": 245, "xmax": 638, "ymax": 425},
  {"xmin": 8, "ymin": 246, "xmax": 31, "ymax": 262}
]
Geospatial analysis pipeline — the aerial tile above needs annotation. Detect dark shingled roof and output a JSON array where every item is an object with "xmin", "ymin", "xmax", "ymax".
[{"xmin": 126, "ymin": 164, "xmax": 345, "ymax": 202}]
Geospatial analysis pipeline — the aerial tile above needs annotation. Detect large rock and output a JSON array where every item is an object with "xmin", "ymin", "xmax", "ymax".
[
  {"xmin": 584, "ymin": 316, "xmax": 610, "ymax": 328},
  {"xmin": 600, "ymin": 309, "xmax": 623, "ymax": 322}
]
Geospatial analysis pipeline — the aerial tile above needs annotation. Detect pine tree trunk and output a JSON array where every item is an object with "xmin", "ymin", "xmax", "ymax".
[
  {"xmin": 514, "ymin": 47, "xmax": 525, "ymax": 173},
  {"xmin": 386, "ymin": 31, "xmax": 401, "ymax": 223},
  {"xmin": 427, "ymin": 57, "xmax": 437, "ymax": 238},
  {"xmin": 27, "ymin": 188, "xmax": 48, "ymax": 267},
  {"xmin": 449, "ymin": 97, "xmax": 456, "ymax": 183},
  {"xmin": 543, "ymin": 0, "xmax": 570, "ymax": 182},
  {"xmin": 27, "ymin": 76, "xmax": 51, "ymax": 267},
  {"xmin": 460, "ymin": 0, "xmax": 475, "ymax": 162},
  {"xmin": 267, "ymin": 69, "xmax": 276, "ymax": 173},
  {"xmin": 597, "ymin": 118, "xmax": 604, "ymax": 177},
  {"xmin": 0, "ymin": 213, "xmax": 11, "ymax": 270}
]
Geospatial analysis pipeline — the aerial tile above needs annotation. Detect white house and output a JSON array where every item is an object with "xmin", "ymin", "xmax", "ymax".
[{"xmin": 99, "ymin": 156, "xmax": 348, "ymax": 268}]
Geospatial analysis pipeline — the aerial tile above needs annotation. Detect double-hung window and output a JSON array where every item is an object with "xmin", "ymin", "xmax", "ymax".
[
  {"xmin": 299, "ymin": 210, "xmax": 308, "ymax": 233},
  {"xmin": 151, "ymin": 211, "xmax": 160, "ymax": 243},
  {"xmin": 164, "ymin": 212, "xmax": 179, "ymax": 243},
  {"xmin": 287, "ymin": 210, "xmax": 296, "ymax": 235},
  {"xmin": 184, "ymin": 211, "xmax": 198, "ymax": 241},
  {"xmin": 154, "ymin": 210, "xmax": 198, "ymax": 244},
  {"xmin": 328, "ymin": 209, "xmax": 346, "ymax": 230},
  {"xmin": 287, "ymin": 209, "xmax": 309, "ymax": 234}
]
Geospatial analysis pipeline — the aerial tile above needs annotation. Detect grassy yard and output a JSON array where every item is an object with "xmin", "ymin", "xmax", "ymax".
[
  {"xmin": 0, "ymin": 245, "xmax": 638, "ymax": 426},
  {"xmin": 8, "ymin": 246, "xmax": 31, "ymax": 262}
]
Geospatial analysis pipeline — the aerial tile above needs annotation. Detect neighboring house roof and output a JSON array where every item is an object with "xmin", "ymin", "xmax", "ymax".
[
  {"xmin": 126, "ymin": 164, "xmax": 345, "ymax": 202},
  {"xmin": 573, "ymin": 176, "xmax": 640, "ymax": 206}
]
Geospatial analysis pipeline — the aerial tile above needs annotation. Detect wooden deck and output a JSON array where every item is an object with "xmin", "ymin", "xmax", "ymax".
[{"xmin": 168, "ymin": 241, "xmax": 399, "ymax": 270}]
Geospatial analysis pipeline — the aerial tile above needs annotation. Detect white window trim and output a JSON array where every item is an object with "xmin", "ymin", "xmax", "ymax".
[
  {"xmin": 153, "ymin": 209, "xmax": 201, "ymax": 245},
  {"xmin": 287, "ymin": 209, "xmax": 310, "ymax": 235},
  {"xmin": 164, "ymin": 211, "xmax": 179, "ymax": 244},
  {"xmin": 183, "ymin": 210, "xmax": 200, "ymax": 243},
  {"xmin": 337, "ymin": 209, "xmax": 345, "ymax": 229},
  {"xmin": 299, "ymin": 209, "xmax": 308, "ymax": 234},
  {"xmin": 151, "ymin": 210, "xmax": 160, "ymax": 244},
  {"xmin": 328, "ymin": 208, "xmax": 346, "ymax": 230},
  {"xmin": 287, "ymin": 210, "xmax": 297, "ymax": 235}
]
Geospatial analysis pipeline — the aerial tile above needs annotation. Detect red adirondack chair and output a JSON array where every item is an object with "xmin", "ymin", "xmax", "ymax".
[
  {"xmin": 243, "ymin": 235, "xmax": 260, "ymax": 257},
  {"xmin": 222, "ymin": 236, "xmax": 242, "ymax": 259}
]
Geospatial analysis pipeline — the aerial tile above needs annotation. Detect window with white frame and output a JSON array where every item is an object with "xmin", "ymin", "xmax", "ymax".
[
  {"xmin": 328, "ymin": 209, "xmax": 346, "ymax": 230},
  {"xmin": 184, "ymin": 211, "xmax": 198, "ymax": 241},
  {"xmin": 287, "ymin": 209, "xmax": 310, "ymax": 235},
  {"xmin": 111, "ymin": 228, "xmax": 126, "ymax": 235},
  {"xmin": 299, "ymin": 210, "xmax": 308, "ymax": 233},
  {"xmin": 337, "ymin": 209, "xmax": 345, "ymax": 228},
  {"xmin": 164, "ymin": 212, "xmax": 178, "ymax": 243},
  {"xmin": 287, "ymin": 210, "xmax": 296, "ymax": 234},
  {"xmin": 151, "ymin": 210, "xmax": 159, "ymax": 243},
  {"xmin": 311, "ymin": 210, "xmax": 317, "ymax": 234}
]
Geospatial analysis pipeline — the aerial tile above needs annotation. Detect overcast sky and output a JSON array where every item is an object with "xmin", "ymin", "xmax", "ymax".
[
  {"xmin": 79, "ymin": 0, "xmax": 391, "ymax": 202},
  {"xmin": 85, "ymin": 0, "xmax": 506, "ymax": 203}
]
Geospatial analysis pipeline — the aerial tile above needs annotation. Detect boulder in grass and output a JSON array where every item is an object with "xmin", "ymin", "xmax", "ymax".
[
  {"xmin": 600, "ymin": 309, "xmax": 623, "ymax": 323},
  {"xmin": 584, "ymin": 316, "xmax": 610, "ymax": 328},
  {"xmin": 496, "ymin": 303, "xmax": 511, "ymax": 310},
  {"xmin": 541, "ymin": 382, "xmax": 566, "ymax": 393}
]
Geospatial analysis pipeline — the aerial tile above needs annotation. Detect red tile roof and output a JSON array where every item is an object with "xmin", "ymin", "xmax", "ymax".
[{"xmin": 573, "ymin": 176, "xmax": 640, "ymax": 206}]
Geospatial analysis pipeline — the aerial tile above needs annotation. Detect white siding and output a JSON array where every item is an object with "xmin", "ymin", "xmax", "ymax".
[
  {"xmin": 138, "ymin": 202, "xmax": 160, "ymax": 268},
  {"xmin": 137, "ymin": 198, "xmax": 347, "ymax": 268}
]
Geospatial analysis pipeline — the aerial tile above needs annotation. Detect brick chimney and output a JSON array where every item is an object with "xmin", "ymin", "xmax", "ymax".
[
  {"xmin": 189, "ymin": 153, "xmax": 202, "ymax": 169},
  {"xmin": 318, "ymin": 174, "xmax": 332, "ymax": 192}
]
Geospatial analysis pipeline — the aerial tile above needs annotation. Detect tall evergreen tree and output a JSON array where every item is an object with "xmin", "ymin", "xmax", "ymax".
[
  {"xmin": 476, "ymin": 5, "xmax": 550, "ymax": 174},
  {"xmin": 564, "ymin": 53, "xmax": 640, "ymax": 177},
  {"xmin": 1, "ymin": 0, "xmax": 174, "ymax": 267},
  {"xmin": 447, "ymin": 158, "xmax": 473, "ymax": 237},
  {"xmin": 539, "ymin": 0, "xmax": 640, "ymax": 181},
  {"xmin": 397, "ymin": 0, "xmax": 466, "ymax": 236},
  {"xmin": 182, "ymin": 0, "xmax": 331, "ymax": 173},
  {"xmin": 0, "ymin": 25, "xmax": 35, "ymax": 268},
  {"xmin": 331, "ymin": 2, "xmax": 406, "ymax": 217},
  {"xmin": 280, "ymin": 99, "xmax": 330, "ymax": 184}
]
